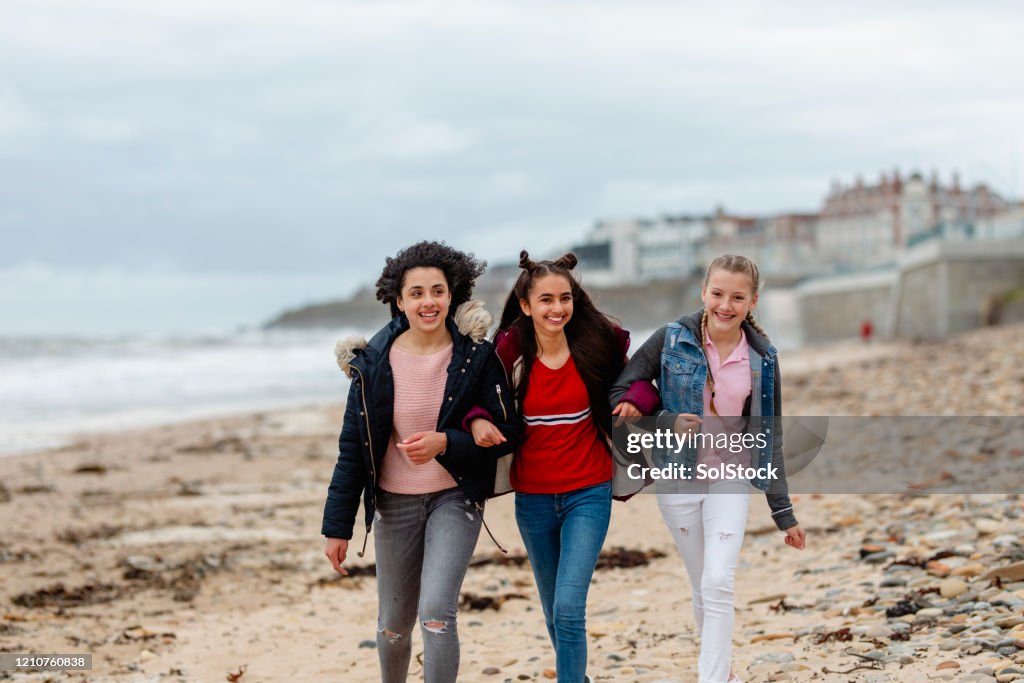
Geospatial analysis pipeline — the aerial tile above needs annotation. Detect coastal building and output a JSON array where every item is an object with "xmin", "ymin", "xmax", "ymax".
[{"xmin": 815, "ymin": 170, "xmax": 1010, "ymax": 267}]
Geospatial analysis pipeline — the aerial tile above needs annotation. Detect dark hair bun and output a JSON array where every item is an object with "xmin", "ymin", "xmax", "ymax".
[
  {"xmin": 554, "ymin": 252, "xmax": 578, "ymax": 270},
  {"xmin": 519, "ymin": 250, "xmax": 536, "ymax": 270}
]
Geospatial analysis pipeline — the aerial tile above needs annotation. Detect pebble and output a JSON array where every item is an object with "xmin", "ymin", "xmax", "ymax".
[
  {"xmin": 937, "ymin": 660, "xmax": 962, "ymax": 670},
  {"xmin": 751, "ymin": 651, "xmax": 795, "ymax": 665},
  {"xmin": 942, "ymin": 579, "xmax": 971, "ymax": 598},
  {"xmin": 358, "ymin": 640, "xmax": 377, "ymax": 649},
  {"xmin": 481, "ymin": 667, "xmax": 500, "ymax": 675}
]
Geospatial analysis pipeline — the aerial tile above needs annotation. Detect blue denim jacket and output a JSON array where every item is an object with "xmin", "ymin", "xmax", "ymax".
[{"xmin": 610, "ymin": 309, "xmax": 797, "ymax": 531}]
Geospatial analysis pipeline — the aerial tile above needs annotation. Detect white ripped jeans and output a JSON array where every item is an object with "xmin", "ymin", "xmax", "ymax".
[{"xmin": 657, "ymin": 481, "xmax": 751, "ymax": 683}]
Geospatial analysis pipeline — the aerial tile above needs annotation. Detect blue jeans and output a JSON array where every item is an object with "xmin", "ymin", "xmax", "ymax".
[
  {"xmin": 514, "ymin": 481, "xmax": 612, "ymax": 683},
  {"xmin": 374, "ymin": 487, "xmax": 482, "ymax": 683}
]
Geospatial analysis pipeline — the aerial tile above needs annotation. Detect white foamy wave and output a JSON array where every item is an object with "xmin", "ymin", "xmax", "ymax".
[{"xmin": 0, "ymin": 328, "xmax": 368, "ymax": 455}]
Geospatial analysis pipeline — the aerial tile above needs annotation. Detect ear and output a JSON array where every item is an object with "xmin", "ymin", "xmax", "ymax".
[
  {"xmin": 519, "ymin": 298, "xmax": 531, "ymax": 317},
  {"xmin": 750, "ymin": 291, "xmax": 758, "ymax": 311}
]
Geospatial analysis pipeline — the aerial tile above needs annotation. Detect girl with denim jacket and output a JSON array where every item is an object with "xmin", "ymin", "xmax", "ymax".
[
  {"xmin": 610, "ymin": 254, "xmax": 806, "ymax": 683},
  {"xmin": 466, "ymin": 251, "xmax": 658, "ymax": 683},
  {"xmin": 321, "ymin": 241, "xmax": 520, "ymax": 683}
]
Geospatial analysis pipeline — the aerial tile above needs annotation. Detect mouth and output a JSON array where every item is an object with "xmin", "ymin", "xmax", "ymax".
[
  {"xmin": 713, "ymin": 311, "xmax": 737, "ymax": 323},
  {"xmin": 419, "ymin": 311, "xmax": 440, "ymax": 322},
  {"xmin": 544, "ymin": 315, "xmax": 566, "ymax": 325}
]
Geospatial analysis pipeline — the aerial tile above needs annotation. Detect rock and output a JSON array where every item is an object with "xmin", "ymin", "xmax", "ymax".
[
  {"xmin": 139, "ymin": 649, "xmax": 157, "ymax": 663},
  {"xmin": 983, "ymin": 562, "xmax": 1024, "ymax": 583},
  {"xmin": 481, "ymin": 667, "xmax": 500, "ymax": 675},
  {"xmin": 942, "ymin": 579, "xmax": 971, "ymax": 598},
  {"xmin": 866, "ymin": 624, "xmax": 892, "ymax": 638},
  {"xmin": 751, "ymin": 652, "xmax": 795, "ymax": 665},
  {"xmin": 976, "ymin": 519, "xmax": 1003, "ymax": 535},
  {"xmin": 953, "ymin": 564, "xmax": 986, "ymax": 578},
  {"xmin": 358, "ymin": 640, "xmax": 377, "ymax": 649},
  {"xmin": 543, "ymin": 669, "xmax": 556, "ymax": 679},
  {"xmin": 941, "ymin": 639, "xmax": 960, "ymax": 651},
  {"xmin": 607, "ymin": 653, "xmax": 626, "ymax": 662},
  {"xmin": 936, "ymin": 660, "xmax": 961, "ymax": 670},
  {"xmin": 928, "ymin": 561, "xmax": 953, "ymax": 577}
]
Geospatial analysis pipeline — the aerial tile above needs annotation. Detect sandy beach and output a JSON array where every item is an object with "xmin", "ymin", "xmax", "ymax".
[{"xmin": 2, "ymin": 324, "xmax": 1023, "ymax": 683}]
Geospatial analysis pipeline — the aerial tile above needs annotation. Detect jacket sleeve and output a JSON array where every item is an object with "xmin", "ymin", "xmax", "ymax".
[
  {"xmin": 609, "ymin": 325, "xmax": 668, "ymax": 409},
  {"xmin": 766, "ymin": 360, "xmax": 798, "ymax": 531},
  {"xmin": 438, "ymin": 345, "xmax": 522, "ymax": 469},
  {"xmin": 321, "ymin": 379, "xmax": 367, "ymax": 540}
]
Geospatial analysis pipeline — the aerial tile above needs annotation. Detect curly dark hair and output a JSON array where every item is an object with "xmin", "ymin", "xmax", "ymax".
[{"xmin": 375, "ymin": 241, "xmax": 487, "ymax": 319}]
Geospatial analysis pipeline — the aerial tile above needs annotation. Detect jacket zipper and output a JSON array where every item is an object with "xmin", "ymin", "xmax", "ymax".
[
  {"xmin": 495, "ymin": 384, "xmax": 508, "ymax": 422},
  {"xmin": 352, "ymin": 365, "xmax": 377, "ymax": 558}
]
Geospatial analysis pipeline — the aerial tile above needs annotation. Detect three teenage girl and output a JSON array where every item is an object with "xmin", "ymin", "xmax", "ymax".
[{"xmin": 324, "ymin": 246, "xmax": 804, "ymax": 683}]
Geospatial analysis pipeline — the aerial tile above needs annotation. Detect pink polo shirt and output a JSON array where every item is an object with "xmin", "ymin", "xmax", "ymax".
[{"xmin": 699, "ymin": 330, "xmax": 753, "ymax": 476}]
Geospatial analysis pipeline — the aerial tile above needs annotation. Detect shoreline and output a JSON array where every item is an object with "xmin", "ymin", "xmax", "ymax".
[{"xmin": 1, "ymin": 323, "xmax": 1022, "ymax": 682}]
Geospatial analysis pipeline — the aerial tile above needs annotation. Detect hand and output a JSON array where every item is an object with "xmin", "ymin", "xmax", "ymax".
[
  {"xmin": 673, "ymin": 413, "xmax": 702, "ymax": 435},
  {"xmin": 612, "ymin": 401, "xmax": 641, "ymax": 426},
  {"xmin": 324, "ymin": 537, "xmax": 349, "ymax": 575},
  {"xmin": 397, "ymin": 431, "xmax": 448, "ymax": 464},
  {"xmin": 783, "ymin": 525, "xmax": 806, "ymax": 550},
  {"xmin": 470, "ymin": 419, "xmax": 506, "ymax": 447}
]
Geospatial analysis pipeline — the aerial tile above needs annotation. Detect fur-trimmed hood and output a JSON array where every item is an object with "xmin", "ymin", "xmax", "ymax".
[{"xmin": 334, "ymin": 300, "xmax": 493, "ymax": 378}]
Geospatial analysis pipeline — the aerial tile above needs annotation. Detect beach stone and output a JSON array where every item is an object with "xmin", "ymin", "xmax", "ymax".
[
  {"xmin": 958, "ymin": 676, "xmax": 997, "ymax": 683},
  {"xmin": 863, "ymin": 649, "xmax": 886, "ymax": 660},
  {"xmin": 996, "ymin": 675, "xmax": 1020, "ymax": 682},
  {"xmin": 607, "ymin": 653, "xmax": 626, "ymax": 661},
  {"xmin": 942, "ymin": 640, "xmax": 961, "ymax": 651},
  {"xmin": 751, "ymin": 651, "xmax": 795, "ymax": 665},
  {"xmin": 881, "ymin": 577, "xmax": 908, "ymax": 587},
  {"xmin": 972, "ymin": 668, "xmax": 996, "ymax": 676},
  {"xmin": 942, "ymin": 579, "xmax": 971, "ymax": 598},
  {"xmin": 865, "ymin": 551, "xmax": 895, "ymax": 564},
  {"xmin": 779, "ymin": 662, "xmax": 809, "ymax": 672},
  {"xmin": 953, "ymin": 564, "xmax": 986, "ymax": 578},
  {"xmin": 937, "ymin": 660, "xmax": 961, "ymax": 670},
  {"xmin": 976, "ymin": 519, "xmax": 1003, "ymax": 535},
  {"xmin": 481, "ymin": 666, "xmax": 500, "ymax": 675},
  {"xmin": 358, "ymin": 640, "xmax": 377, "ymax": 649},
  {"xmin": 999, "ymin": 617, "xmax": 1024, "ymax": 629},
  {"xmin": 866, "ymin": 624, "xmax": 892, "ymax": 638},
  {"xmin": 983, "ymin": 562, "xmax": 1024, "ymax": 583},
  {"xmin": 918, "ymin": 608, "xmax": 944, "ymax": 619}
]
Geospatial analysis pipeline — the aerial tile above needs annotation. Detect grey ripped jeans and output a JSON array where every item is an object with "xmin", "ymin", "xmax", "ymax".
[{"xmin": 373, "ymin": 487, "xmax": 482, "ymax": 683}]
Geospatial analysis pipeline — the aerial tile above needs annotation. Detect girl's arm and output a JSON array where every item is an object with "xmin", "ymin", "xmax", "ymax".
[
  {"xmin": 440, "ymin": 346, "xmax": 522, "ymax": 462},
  {"xmin": 321, "ymin": 380, "xmax": 369, "ymax": 541},
  {"xmin": 765, "ymin": 361, "xmax": 799, "ymax": 532},
  {"xmin": 609, "ymin": 324, "xmax": 668, "ymax": 411}
]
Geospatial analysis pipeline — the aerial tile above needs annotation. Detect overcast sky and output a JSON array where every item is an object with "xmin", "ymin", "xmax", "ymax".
[{"xmin": 3, "ymin": 0, "xmax": 1023, "ymax": 334}]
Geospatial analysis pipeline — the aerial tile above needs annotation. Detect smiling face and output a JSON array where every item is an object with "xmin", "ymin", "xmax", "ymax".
[
  {"xmin": 397, "ymin": 267, "xmax": 451, "ymax": 333},
  {"xmin": 701, "ymin": 267, "xmax": 757, "ymax": 338},
  {"xmin": 520, "ymin": 273, "xmax": 573, "ymax": 336}
]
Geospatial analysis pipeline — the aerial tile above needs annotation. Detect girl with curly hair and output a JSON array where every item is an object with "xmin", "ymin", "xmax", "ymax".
[
  {"xmin": 322, "ymin": 241, "xmax": 521, "ymax": 683},
  {"xmin": 464, "ymin": 251, "xmax": 658, "ymax": 683}
]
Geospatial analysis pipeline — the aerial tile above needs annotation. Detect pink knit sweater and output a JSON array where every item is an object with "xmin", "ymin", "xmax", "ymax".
[{"xmin": 378, "ymin": 343, "xmax": 457, "ymax": 494}]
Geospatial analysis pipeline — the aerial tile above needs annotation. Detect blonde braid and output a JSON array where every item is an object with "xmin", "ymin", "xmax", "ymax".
[{"xmin": 744, "ymin": 310, "xmax": 770, "ymax": 342}]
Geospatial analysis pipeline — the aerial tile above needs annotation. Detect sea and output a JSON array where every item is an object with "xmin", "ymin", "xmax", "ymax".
[{"xmin": 0, "ymin": 328, "xmax": 366, "ymax": 455}]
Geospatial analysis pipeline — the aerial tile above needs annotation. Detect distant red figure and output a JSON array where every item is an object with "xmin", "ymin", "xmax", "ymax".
[{"xmin": 860, "ymin": 319, "xmax": 874, "ymax": 344}]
